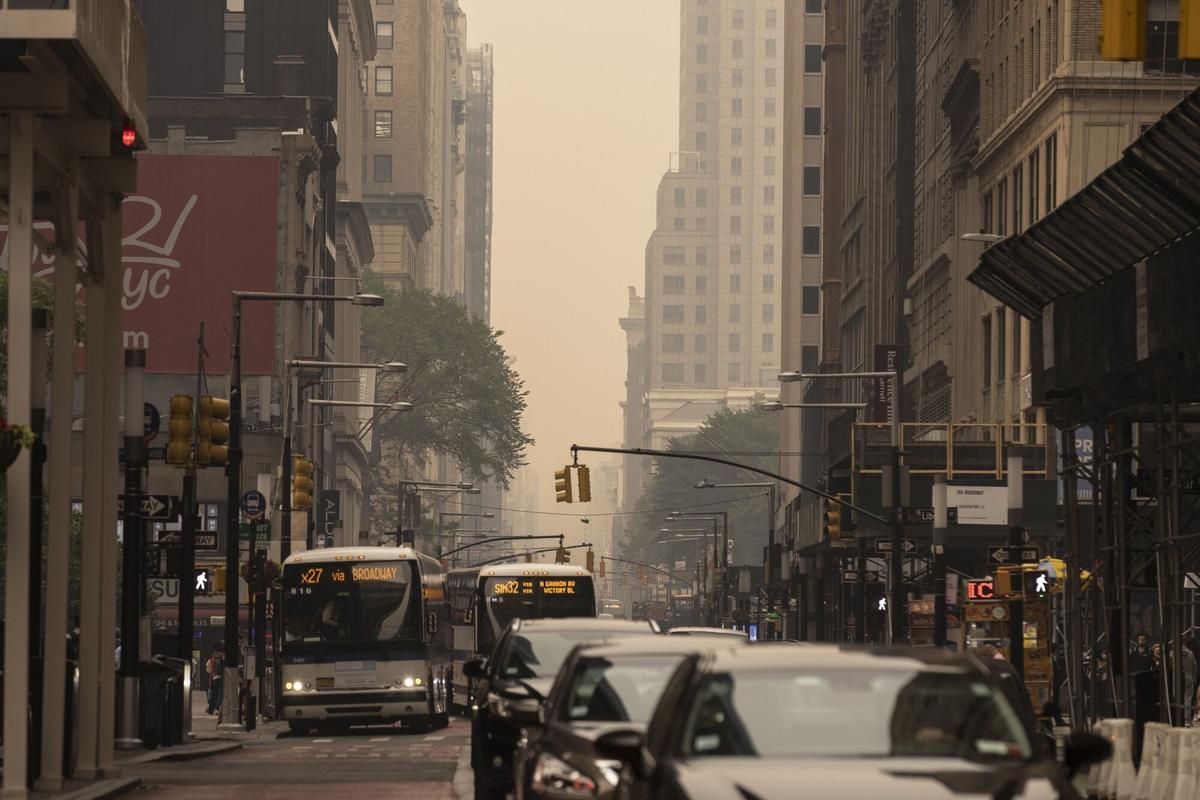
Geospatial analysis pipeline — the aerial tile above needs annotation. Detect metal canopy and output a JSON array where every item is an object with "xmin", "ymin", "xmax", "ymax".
[{"xmin": 969, "ymin": 85, "xmax": 1200, "ymax": 319}]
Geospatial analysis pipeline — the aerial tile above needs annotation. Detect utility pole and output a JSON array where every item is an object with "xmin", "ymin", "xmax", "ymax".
[
  {"xmin": 223, "ymin": 298, "xmax": 244, "ymax": 728},
  {"xmin": 117, "ymin": 348, "xmax": 146, "ymax": 749},
  {"xmin": 179, "ymin": 325, "xmax": 205, "ymax": 738},
  {"xmin": 1007, "ymin": 449, "xmax": 1025, "ymax": 678},
  {"xmin": 933, "ymin": 474, "xmax": 948, "ymax": 647}
]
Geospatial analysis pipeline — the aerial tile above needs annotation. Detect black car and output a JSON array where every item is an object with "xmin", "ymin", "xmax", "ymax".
[
  {"xmin": 514, "ymin": 638, "xmax": 735, "ymax": 800},
  {"xmin": 596, "ymin": 645, "xmax": 1112, "ymax": 800},
  {"xmin": 464, "ymin": 617, "xmax": 661, "ymax": 800}
]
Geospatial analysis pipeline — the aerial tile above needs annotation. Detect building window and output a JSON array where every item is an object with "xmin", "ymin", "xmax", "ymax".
[
  {"xmin": 695, "ymin": 131, "xmax": 708, "ymax": 150},
  {"xmin": 224, "ymin": 31, "xmax": 245, "ymax": 85},
  {"xmin": 801, "ymin": 345, "xmax": 819, "ymax": 373},
  {"xmin": 728, "ymin": 333, "xmax": 741, "ymax": 353},
  {"xmin": 663, "ymin": 305, "xmax": 685, "ymax": 323},
  {"xmin": 663, "ymin": 334, "xmax": 685, "ymax": 353},
  {"xmin": 806, "ymin": 0, "xmax": 822, "ymax": 11},
  {"xmin": 376, "ymin": 0, "xmax": 392, "ymax": 4},
  {"xmin": 663, "ymin": 276, "xmax": 685, "ymax": 294},
  {"xmin": 729, "ymin": 246, "xmax": 742, "ymax": 264},
  {"xmin": 764, "ymin": 97, "xmax": 776, "ymax": 117},
  {"xmin": 997, "ymin": 310, "xmax": 1007, "ymax": 381},
  {"xmin": 982, "ymin": 190, "xmax": 994, "ymax": 234},
  {"xmin": 662, "ymin": 364, "xmax": 684, "ymax": 383},
  {"xmin": 733, "ymin": 9, "xmax": 744, "ymax": 28},
  {"xmin": 674, "ymin": 188, "xmax": 686, "ymax": 207},
  {"xmin": 674, "ymin": 217, "xmax": 685, "ymax": 231},
  {"xmin": 805, "ymin": 45, "xmax": 823, "ymax": 73},
  {"xmin": 729, "ymin": 304, "xmax": 741, "ymax": 323},
  {"xmin": 731, "ymin": 157, "xmax": 743, "ymax": 176},
  {"xmin": 731, "ymin": 127, "xmax": 743, "ymax": 146},
  {"xmin": 694, "ymin": 189, "xmax": 708, "ymax": 209},
  {"xmin": 762, "ymin": 273, "xmax": 775, "ymax": 292},
  {"xmin": 374, "ymin": 110, "xmax": 393, "ymax": 138},
  {"xmin": 762, "ymin": 304, "xmax": 774, "ymax": 323},
  {"xmin": 697, "ymin": 44, "xmax": 708, "ymax": 63},
  {"xmin": 375, "ymin": 66, "xmax": 393, "ymax": 95},
  {"xmin": 764, "ymin": 156, "xmax": 776, "ymax": 176},
  {"xmin": 804, "ymin": 106, "xmax": 822, "ymax": 135},
  {"xmin": 802, "ymin": 226, "xmax": 821, "ymax": 255},
  {"xmin": 696, "ymin": 15, "xmax": 708, "ymax": 34},
  {"xmin": 663, "ymin": 246, "xmax": 686, "ymax": 265},
  {"xmin": 763, "ymin": 185, "xmax": 776, "ymax": 204},
  {"xmin": 730, "ymin": 216, "xmax": 742, "ymax": 234},
  {"xmin": 729, "ymin": 362, "xmax": 741, "ymax": 381},
  {"xmin": 803, "ymin": 166, "xmax": 821, "ymax": 195},
  {"xmin": 763, "ymin": 216, "xmax": 775, "ymax": 234},
  {"xmin": 696, "ymin": 217, "xmax": 707, "ymax": 231},
  {"xmin": 1045, "ymin": 133, "xmax": 1057, "ymax": 214},
  {"xmin": 696, "ymin": 73, "xmax": 708, "ymax": 92},
  {"xmin": 1012, "ymin": 164, "xmax": 1024, "ymax": 231},
  {"xmin": 730, "ymin": 186, "xmax": 742, "ymax": 206},
  {"xmin": 802, "ymin": 286, "xmax": 821, "ymax": 315},
  {"xmin": 696, "ymin": 247, "xmax": 708, "ymax": 266},
  {"xmin": 694, "ymin": 363, "xmax": 707, "ymax": 383},
  {"xmin": 763, "ymin": 245, "xmax": 776, "ymax": 264},
  {"xmin": 762, "ymin": 333, "xmax": 774, "ymax": 353},
  {"xmin": 1028, "ymin": 150, "xmax": 1040, "ymax": 222},
  {"xmin": 729, "ymin": 274, "xmax": 741, "ymax": 292},
  {"xmin": 732, "ymin": 68, "xmax": 744, "ymax": 88},
  {"xmin": 765, "ymin": 68, "xmax": 777, "ymax": 87},
  {"xmin": 732, "ymin": 39, "xmax": 744, "ymax": 58},
  {"xmin": 695, "ymin": 305, "xmax": 708, "ymax": 323},
  {"xmin": 1145, "ymin": 11, "xmax": 1200, "ymax": 73},
  {"xmin": 982, "ymin": 315, "xmax": 992, "ymax": 387},
  {"xmin": 373, "ymin": 154, "xmax": 392, "ymax": 183},
  {"xmin": 695, "ymin": 335, "xmax": 707, "ymax": 353},
  {"xmin": 695, "ymin": 275, "xmax": 707, "ymax": 293},
  {"xmin": 766, "ymin": 8, "xmax": 778, "ymax": 27},
  {"xmin": 731, "ymin": 97, "xmax": 743, "ymax": 117},
  {"xmin": 764, "ymin": 127, "xmax": 776, "ymax": 146},
  {"xmin": 996, "ymin": 179, "xmax": 1008, "ymax": 236},
  {"xmin": 376, "ymin": 21, "xmax": 394, "ymax": 49},
  {"xmin": 765, "ymin": 39, "xmax": 777, "ymax": 57},
  {"xmin": 696, "ymin": 103, "xmax": 708, "ymax": 121}
]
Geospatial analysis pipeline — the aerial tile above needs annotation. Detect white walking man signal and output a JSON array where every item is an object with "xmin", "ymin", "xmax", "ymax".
[
  {"xmin": 878, "ymin": 597, "xmax": 887, "ymax": 612},
  {"xmin": 195, "ymin": 571, "xmax": 209, "ymax": 592},
  {"xmin": 1035, "ymin": 573, "xmax": 1048, "ymax": 594}
]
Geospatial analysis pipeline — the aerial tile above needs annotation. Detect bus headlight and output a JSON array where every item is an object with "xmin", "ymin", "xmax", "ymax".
[{"xmin": 285, "ymin": 681, "xmax": 294, "ymax": 691}]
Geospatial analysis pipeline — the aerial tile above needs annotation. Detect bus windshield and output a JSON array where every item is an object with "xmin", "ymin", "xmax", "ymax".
[
  {"xmin": 479, "ymin": 574, "xmax": 595, "ymax": 650},
  {"xmin": 282, "ymin": 560, "xmax": 419, "ymax": 652}
]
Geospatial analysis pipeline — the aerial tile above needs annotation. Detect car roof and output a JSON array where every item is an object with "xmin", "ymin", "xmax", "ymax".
[
  {"xmin": 511, "ymin": 617, "xmax": 659, "ymax": 634},
  {"xmin": 702, "ymin": 644, "xmax": 982, "ymax": 674},
  {"xmin": 572, "ymin": 637, "xmax": 744, "ymax": 659},
  {"xmin": 667, "ymin": 627, "xmax": 748, "ymax": 637}
]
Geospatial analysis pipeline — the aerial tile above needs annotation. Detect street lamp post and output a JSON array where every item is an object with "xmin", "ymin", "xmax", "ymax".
[
  {"xmin": 661, "ymin": 527, "xmax": 710, "ymax": 622},
  {"xmin": 437, "ymin": 512, "xmax": 495, "ymax": 564},
  {"xmin": 395, "ymin": 480, "xmax": 477, "ymax": 547},
  {"xmin": 223, "ymin": 290, "xmax": 383, "ymax": 729},
  {"xmin": 668, "ymin": 511, "xmax": 728, "ymax": 622}
]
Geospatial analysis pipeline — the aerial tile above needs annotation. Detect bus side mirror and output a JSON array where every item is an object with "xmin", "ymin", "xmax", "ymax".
[{"xmin": 463, "ymin": 658, "xmax": 488, "ymax": 679}]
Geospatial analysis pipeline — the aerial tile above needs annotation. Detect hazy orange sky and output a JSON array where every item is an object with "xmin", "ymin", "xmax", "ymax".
[{"xmin": 462, "ymin": 1, "xmax": 681, "ymax": 512}]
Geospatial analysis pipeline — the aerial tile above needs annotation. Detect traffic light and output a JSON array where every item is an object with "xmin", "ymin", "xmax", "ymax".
[
  {"xmin": 555, "ymin": 546, "xmax": 569, "ymax": 564},
  {"xmin": 166, "ymin": 394, "xmax": 193, "ymax": 466},
  {"xmin": 554, "ymin": 466, "xmax": 573, "ymax": 503},
  {"xmin": 292, "ymin": 455, "xmax": 315, "ymax": 510},
  {"xmin": 1023, "ymin": 569, "xmax": 1054, "ymax": 600},
  {"xmin": 1182, "ymin": 0, "xmax": 1200, "ymax": 59},
  {"xmin": 598, "ymin": 557, "xmax": 605, "ymax": 578},
  {"xmin": 822, "ymin": 498, "xmax": 842, "ymax": 540},
  {"xmin": 204, "ymin": 396, "xmax": 230, "ymax": 466},
  {"xmin": 214, "ymin": 565, "xmax": 227, "ymax": 593},
  {"xmin": 586, "ymin": 549, "xmax": 595, "ymax": 572},
  {"xmin": 576, "ymin": 465, "xmax": 592, "ymax": 503},
  {"xmin": 1099, "ymin": 0, "xmax": 1146, "ymax": 60}
]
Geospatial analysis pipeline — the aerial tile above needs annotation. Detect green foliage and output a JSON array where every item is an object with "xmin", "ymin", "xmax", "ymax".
[
  {"xmin": 360, "ymin": 274, "xmax": 533, "ymax": 527},
  {"xmin": 625, "ymin": 404, "xmax": 779, "ymax": 566}
]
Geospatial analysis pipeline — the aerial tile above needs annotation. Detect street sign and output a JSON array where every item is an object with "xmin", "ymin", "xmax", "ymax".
[
  {"xmin": 904, "ymin": 507, "xmax": 958, "ymax": 524},
  {"xmin": 143, "ymin": 402, "xmax": 161, "ymax": 445},
  {"xmin": 118, "ymin": 446, "xmax": 167, "ymax": 463},
  {"xmin": 117, "ymin": 494, "xmax": 181, "ymax": 520},
  {"xmin": 195, "ymin": 532, "xmax": 219, "ymax": 551},
  {"xmin": 842, "ymin": 569, "xmax": 881, "ymax": 583},
  {"xmin": 193, "ymin": 568, "xmax": 213, "ymax": 595},
  {"xmin": 145, "ymin": 577, "xmax": 179, "ymax": 601},
  {"xmin": 240, "ymin": 490, "xmax": 267, "ymax": 521},
  {"xmin": 320, "ymin": 491, "xmax": 341, "ymax": 540},
  {"xmin": 966, "ymin": 579, "xmax": 996, "ymax": 600},
  {"xmin": 875, "ymin": 539, "xmax": 916, "ymax": 554},
  {"xmin": 238, "ymin": 520, "xmax": 271, "ymax": 542},
  {"xmin": 988, "ymin": 545, "xmax": 1040, "ymax": 565}
]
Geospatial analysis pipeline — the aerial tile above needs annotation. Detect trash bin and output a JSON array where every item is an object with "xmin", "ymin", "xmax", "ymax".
[{"xmin": 140, "ymin": 655, "xmax": 186, "ymax": 748}]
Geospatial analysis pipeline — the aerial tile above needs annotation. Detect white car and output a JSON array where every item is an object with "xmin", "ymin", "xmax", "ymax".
[{"xmin": 666, "ymin": 626, "xmax": 748, "ymax": 638}]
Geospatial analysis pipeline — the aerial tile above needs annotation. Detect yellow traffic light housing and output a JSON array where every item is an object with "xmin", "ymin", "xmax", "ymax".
[
  {"xmin": 214, "ymin": 565, "xmax": 227, "ymax": 593},
  {"xmin": 555, "ymin": 546, "xmax": 569, "ymax": 564},
  {"xmin": 166, "ymin": 394, "xmax": 193, "ymax": 467},
  {"xmin": 1099, "ymin": 0, "xmax": 1146, "ymax": 60},
  {"xmin": 822, "ymin": 498, "xmax": 842, "ymax": 540},
  {"xmin": 554, "ymin": 466, "xmax": 573, "ymax": 503},
  {"xmin": 293, "ymin": 455, "xmax": 315, "ymax": 510},
  {"xmin": 576, "ymin": 465, "xmax": 592, "ymax": 503},
  {"xmin": 205, "ymin": 396, "xmax": 231, "ymax": 466},
  {"xmin": 1182, "ymin": 0, "xmax": 1200, "ymax": 59},
  {"xmin": 598, "ymin": 557, "xmax": 605, "ymax": 578},
  {"xmin": 586, "ymin": 549, "xmax": 595, "ymax": 572}
]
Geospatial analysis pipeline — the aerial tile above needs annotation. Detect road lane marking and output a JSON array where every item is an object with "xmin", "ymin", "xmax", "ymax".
[
  {"xmin": 370, "ymin": 737, "xmax": 391, "ymax": 742},
  {"xmin": 424, "ymin": 735, "xmax": 445, "ymax": 741},
  {"xmin": 313, "ymin": 738, "xmax": 334, "ymax": 743}
]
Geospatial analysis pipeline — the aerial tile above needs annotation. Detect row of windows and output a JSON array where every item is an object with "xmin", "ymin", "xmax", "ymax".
[
  {"xmin": 661, "ymin": 303, "xmax": 776, "ymax": 324},
  {"xmin": 982, "ymin": 132, "xmax": 1057, "ymax": 236},
  {"xmin": 980, "ymin": 307, "xmax": 1022, "ymax": 388},
  {"xmin": 698, "ymin": 68, "xmax": 778, "ymax": 91},
  {"xmin": 695, "ymin": 101, "xmax": 781, "ymax": 127},
  {"xmin": 694, "ymin": 38, "xmax": 779, "ymax": 63},
  {"xmin": 695, "ymin": 6, "xmax": 787, "ymax": 34},
  {"xmin": 662, "ymin": 333, "xmax": 776, "ymax": 354},
  {"xmin": 660, "ymin": 231, "xmax": 815, "ymax": 267},
  {"xmin": 663, "ymin": 273, "xmax": 777, "ymax": 294},
  {"xmin": 672, "ymin": 184, "xmax": 782, "ymax": 206},
  {"xmin": 660, "ymin": 288, "xmax": 819, "ymax": 320},
  {"xmin": 661, "ymin": 361, "xmax": 782, "ymax": 385}
]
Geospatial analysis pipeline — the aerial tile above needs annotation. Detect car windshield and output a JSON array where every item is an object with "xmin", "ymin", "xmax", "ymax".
[
  {"xmin": 497, "ymin": 629, "xmax": 653, "ymax": 679},
  {"xmin": 561, "ymin": 656, "xmax": 685, "ymax": 723},
  {"xmin": 680, "ymin": 669, "xmax": 1033, "ymax": 762}
]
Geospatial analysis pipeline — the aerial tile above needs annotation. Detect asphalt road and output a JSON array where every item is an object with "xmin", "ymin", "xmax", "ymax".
[{"xmin": 126, "ymin": 719, "xmax": 470, "ymax": 800}]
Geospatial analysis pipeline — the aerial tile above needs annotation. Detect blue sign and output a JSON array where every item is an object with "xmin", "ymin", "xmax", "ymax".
[
  {"xmin": 748, "ymin": 624, "xmax": 759, "ymax": 642},
  {"xmin": 143, "ymin": 402, "xmax": 161, "ymax": 445},
  {"xmin": 240, "ymin": 490, "xmax": 267, "ymax": 520}
]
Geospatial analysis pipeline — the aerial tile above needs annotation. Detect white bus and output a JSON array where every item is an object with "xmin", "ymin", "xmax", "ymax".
[
  {"xmin": 446, "ymin": 563, "xmax": 596, "ymax": 710},
  {"xmin": 278, "ymin": 547, "xmax": 451, "ymax": 734}
]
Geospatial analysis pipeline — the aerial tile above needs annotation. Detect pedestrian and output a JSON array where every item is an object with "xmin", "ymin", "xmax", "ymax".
[
  {"xmin": 1171, "ymin": 642, "xmax": 1197, "ymax": 726},
  {"xmin": 1129, "ymin": 631, "xmax": 1153, "ymax": 673},
  {"xmin": 205, "ymin": 639, "xmax": 225, "ymax": 715},
  {"xmin": 1152, "ymin": 642, "xmax": 1163, "ymax": 668}
]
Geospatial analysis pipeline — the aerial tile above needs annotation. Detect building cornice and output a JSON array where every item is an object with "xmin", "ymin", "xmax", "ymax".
[
  {"xmin": 362, "ymin": 193, "xmax": 435, "ymax": 242},
  {"xmin": 336, "ymin": 200, "xmax": 375, "ymax": 266}
]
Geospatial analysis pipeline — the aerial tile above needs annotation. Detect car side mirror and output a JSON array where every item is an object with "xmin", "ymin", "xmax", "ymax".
[
  {"xmin": 462, "ymin": 658, "xmax": 488, "ymax": 679},
  {"xmin": 596, "ymin": 729, "xmax": 648, "ymax": 772},
  {"xmin": 510, "ymin": 697, "xmax": 542, "ymax": 727},
  {"xmin": 1063, "ymin": 732, "xmax": 1112, "ymax": 778}
]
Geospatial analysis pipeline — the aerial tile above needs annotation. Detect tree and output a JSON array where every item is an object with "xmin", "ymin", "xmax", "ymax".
[
  {"xmin": 360, "ymin": 273, "xmax": 532, "ymax": 526},
  {"xmin": 624, "ymin": 404, "xmax": 779, "ymax": 567}
]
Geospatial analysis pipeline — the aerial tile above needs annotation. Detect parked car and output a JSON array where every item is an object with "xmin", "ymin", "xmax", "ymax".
[
  {"xmin": 595, "ymin": 645, "xmax": 1112, "ymax": 799},
  {"xmin": 514, "ymin": 637, "xmax": 738, "ymax": 800},
  {"xmin": 666, "ymin": 627, "xmax": 748, "ymax": 639},
  {"xmin": 464, "ymin": 617, "xmax": 661, "ymax": 800}
]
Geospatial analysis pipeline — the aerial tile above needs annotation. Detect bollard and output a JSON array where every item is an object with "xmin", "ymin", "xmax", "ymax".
[
  {"xmin": 1087, "ymin": 720, "xmax": 1108, "ymax": 799},
  {"xmin": 1132, "ymin": 723, "xmax": 1166, "ymax": 800},
  {"xmin": 1095, "ymin": 719, "xmax": 1116, "ymax": 797},
  {"xmin": 1160, "ymin": 728, "xmax": 1183, "ymax": 799},
  {"xmin": 1107, "ymin": 719, "xmax": 1137, "ymax": 800},
  {"xmin": 1170, "ymin": 728, "xmax": 1199, "ymax": 800}
]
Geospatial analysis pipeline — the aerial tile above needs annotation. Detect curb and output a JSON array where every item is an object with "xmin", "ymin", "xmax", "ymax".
[
  {"xmin": 451, "ymin": 744, "xmax": 472, "ymax": 800},
  {"xmin": 124, "ymin": 741, "xmax": 241, "ymax": 764},
  {"xmin": 58, "ymin": 777, "xmax": 141, "ymax": 800}
]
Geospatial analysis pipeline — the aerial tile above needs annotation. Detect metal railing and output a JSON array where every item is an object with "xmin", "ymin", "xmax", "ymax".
[{"xmin": 853, "ymin": 421, "xmax": 1050, "ymax": 478}]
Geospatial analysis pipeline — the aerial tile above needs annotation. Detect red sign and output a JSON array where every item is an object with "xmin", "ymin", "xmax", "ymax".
[
  {"xmin": 966, "ymin": 579, "xmax": 995, "ymax": 601},
  {"xmin": 0, "ymin": 155, "xmax": 280, "ymax": 374}
]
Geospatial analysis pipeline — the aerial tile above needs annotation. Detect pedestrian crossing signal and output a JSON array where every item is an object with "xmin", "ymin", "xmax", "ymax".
[{"xmin": 1023, "ymin": 569, "xmax": 1054, "ymax": 599}]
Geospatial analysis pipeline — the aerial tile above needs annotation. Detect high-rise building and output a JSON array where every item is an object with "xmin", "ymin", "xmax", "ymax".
[
  {"xmin": 638, "ymin": 0, "xmax": 786, "ymax": 456},
  {"xmin": 465, "ymin": 45, "xmax": 495, "ymax": 323}
]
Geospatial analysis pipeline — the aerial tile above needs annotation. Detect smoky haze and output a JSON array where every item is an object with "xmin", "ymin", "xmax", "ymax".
[{"xmin": 462, "ymin": 0, "xmax": 680, "ymax": 533}]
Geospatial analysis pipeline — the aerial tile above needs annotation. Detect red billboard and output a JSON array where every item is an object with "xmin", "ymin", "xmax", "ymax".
[{"xmin": 0, "ymin": 154, "xmax": 279, "ymax": 374}]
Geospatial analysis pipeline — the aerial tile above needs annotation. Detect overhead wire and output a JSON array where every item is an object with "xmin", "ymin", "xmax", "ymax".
[{"xmin": 449, "ymin": 490, "xmax": 770, "ymax": 519}]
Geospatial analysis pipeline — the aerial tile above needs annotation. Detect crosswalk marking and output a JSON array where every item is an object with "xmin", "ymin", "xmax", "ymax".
[
  {"xmin": 370, "ymin": 737, "xmax": 391, "ymax": 743},
  {"xmin": 313, "ymin": 738, "xmax": 334, "ymax": 743},
  {"xmin": 423, "ymin": 735, "xmax": 445, "ymax": 741}
]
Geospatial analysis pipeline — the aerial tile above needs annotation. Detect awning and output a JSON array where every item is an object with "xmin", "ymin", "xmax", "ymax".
[{"xmin": 969, "ymin": 84, "xmax": 1200, "ymax": 318}]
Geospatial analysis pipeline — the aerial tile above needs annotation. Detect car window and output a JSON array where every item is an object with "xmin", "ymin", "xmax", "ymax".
[
  {"xmin": 560, "ymin": 656, "xmax": 685, "ymax": 723},
  {"xmin": 680, "ymin": 669, "xmax": 1034, "ymax": 761},
  {"xmin": 497, "ymin": 630, "xmax": 652, "ymax": 679}
]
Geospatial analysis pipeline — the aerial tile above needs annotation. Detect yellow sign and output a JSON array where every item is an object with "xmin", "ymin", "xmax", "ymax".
[
  {"xmin": 352, "ymin": 565, "xmax": 399, "ymax": 581},
  {"xmin": 489, "ymin": 578, "xmax": 578, "ymax": 597}
]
